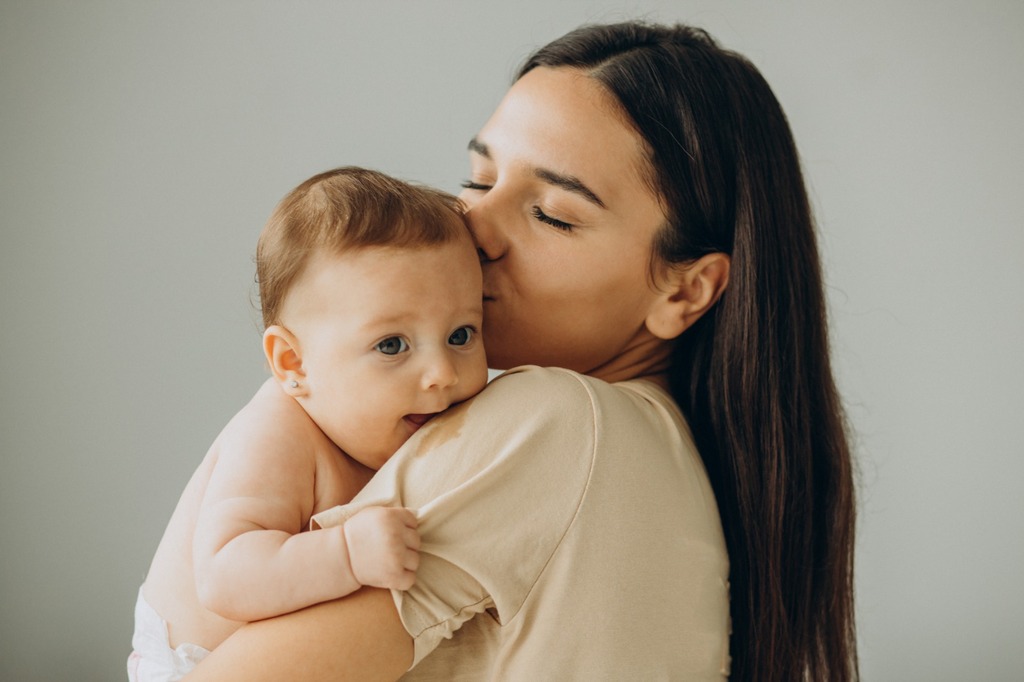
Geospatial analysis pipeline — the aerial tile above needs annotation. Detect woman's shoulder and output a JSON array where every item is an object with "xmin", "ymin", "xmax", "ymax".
[
  {"xmin": 485, "ymin": 364, "xmax": 589, "ymax": 389},
  {"xmin": 477, "ymin": 365, "xmax": 678, "ymax": 424},
  {"xmin": 394, "ymin": 366, "xmax": 620, "ymax": 479},
  {"xmin": 447, "ymin": 365, "xmax": 690, "ymax": 468}
]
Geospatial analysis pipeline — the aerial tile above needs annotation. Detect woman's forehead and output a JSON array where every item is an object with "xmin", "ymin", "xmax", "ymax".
[{"xmin": 475, "ymin": 67, "xmax": 650, "ymax": 199}]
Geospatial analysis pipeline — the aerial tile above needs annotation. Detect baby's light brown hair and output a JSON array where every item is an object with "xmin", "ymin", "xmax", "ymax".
[{"xmin": 256, "ymin": 166, "xmax": 468, "ymax": 329}]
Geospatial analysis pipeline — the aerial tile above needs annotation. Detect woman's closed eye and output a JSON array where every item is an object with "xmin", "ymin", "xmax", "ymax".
[
  {"xmin": 530, "ymin": 206, "xmax": 574, "ymax": 231},
  {"xmin": 375, "ymin": 336, "xmax": 409, "ymax": 356},
  {"xmin": 460, "ymin": 180, "xmax": 492, "ymax": 191}
]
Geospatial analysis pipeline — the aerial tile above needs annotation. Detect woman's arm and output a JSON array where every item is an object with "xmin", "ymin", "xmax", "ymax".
[
  {"xmin": 188, "ymin": 368, "xmax": 597, "ymax": 677},
  {"xmin": 184, "ymin": 587, "xmax": 413, "ymax": 682}
]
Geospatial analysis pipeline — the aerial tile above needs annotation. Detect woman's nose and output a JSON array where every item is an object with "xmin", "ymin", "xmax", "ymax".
[
  {"xmin": 462, "ymin": 196, "xmax": 506, "ymax": 262},
  {"xmin": 421, "ymin": 352, "xmax": 459, "ymax": 391}
]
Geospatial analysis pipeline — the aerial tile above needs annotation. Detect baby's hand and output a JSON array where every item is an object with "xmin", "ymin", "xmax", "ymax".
[{"xmin": 343, "ymin": 507, "xmax": 420, "ymax": 591}]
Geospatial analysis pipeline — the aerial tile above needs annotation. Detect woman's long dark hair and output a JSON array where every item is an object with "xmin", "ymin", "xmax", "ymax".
[{"xmin": 521, "ymin": 22, "xmax": 858, "ymax": 680}]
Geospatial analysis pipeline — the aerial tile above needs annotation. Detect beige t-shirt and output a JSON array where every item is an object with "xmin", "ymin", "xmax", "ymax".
[{"xmin": 312, "ymin": 365, "xmax": 730, "ymax": 680}]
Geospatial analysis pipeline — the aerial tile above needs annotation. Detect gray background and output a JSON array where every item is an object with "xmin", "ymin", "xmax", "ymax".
[{"xmin": 2, "ymin": 1, "xmax": 1022, "ymax": 680}]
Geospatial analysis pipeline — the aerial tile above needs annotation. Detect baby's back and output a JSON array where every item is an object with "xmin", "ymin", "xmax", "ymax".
[
  {"xmin": 142, "ymin": 441, "xmax": 238, "ymax": 650},
  {"xmin": 140, "ymin": 379, "xmax": 372, "ymax": 651}
]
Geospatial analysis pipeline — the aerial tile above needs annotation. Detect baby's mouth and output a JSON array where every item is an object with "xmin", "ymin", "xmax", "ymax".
[{"xmin": 404, "ymin": 413, "xmax": 438, "ymax": 430}]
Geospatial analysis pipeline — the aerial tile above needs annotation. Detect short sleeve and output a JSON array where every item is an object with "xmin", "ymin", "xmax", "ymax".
[{"xmin": 311, "ymin": 366, "xmax": 598, "ymax": 667}]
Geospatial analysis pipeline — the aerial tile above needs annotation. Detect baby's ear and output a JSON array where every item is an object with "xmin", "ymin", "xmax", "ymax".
[
  {"xmin": 263, "ymin": 325, "xmax": 307, "ymax": 397},
  {"xmin": 644, "ymin": 253, "xmax": 730, "ymax": 340}
]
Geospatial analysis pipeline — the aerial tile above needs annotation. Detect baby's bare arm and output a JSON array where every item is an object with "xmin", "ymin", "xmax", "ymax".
[{"xmin": 192, "ymin": 386, "xmax": 362, "ymax": 622}]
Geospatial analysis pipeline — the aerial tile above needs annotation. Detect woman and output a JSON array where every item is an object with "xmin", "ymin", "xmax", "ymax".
[{"xmin": 186, "ymin": 21, "xmax": 857, "ymax": 681}]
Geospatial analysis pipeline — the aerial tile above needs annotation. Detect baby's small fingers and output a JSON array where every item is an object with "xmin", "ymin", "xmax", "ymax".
[
  {"xmin": 394, "ymin": 569, "xmax": 416, "ymax": 591},
  {"xmin": 402, "ymin": 527, "xmax": 421, "ymax": 551},
  {"xmin": 382, "ymin": 566, "xmax": 416, "ymax": 591},
  {"xmin": 395, "ymin": 508, "xmax": 418, "ymax": 529},
  {"xmin": 403, "ymin": 548, "xmax": 420, "ymax": 573}
]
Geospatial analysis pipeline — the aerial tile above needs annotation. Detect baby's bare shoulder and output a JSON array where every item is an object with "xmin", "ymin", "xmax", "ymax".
[{"xmin": 212, "ymin": 380, "xmax": 324, "ymax": 469}]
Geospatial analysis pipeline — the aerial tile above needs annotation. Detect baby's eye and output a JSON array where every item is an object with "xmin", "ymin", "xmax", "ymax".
[
  {"xmin": 448, "ymin": 326, "xmax": 474, "ymax": 346},
  {"xmin": 375, "ymin": 336, "xmax": 409, "ymax": 356}
]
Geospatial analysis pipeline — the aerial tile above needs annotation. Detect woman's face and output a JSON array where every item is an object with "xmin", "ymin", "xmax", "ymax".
[{"xmin": 460, "ymin": 66, "xmax": 671, "ymax": 379}]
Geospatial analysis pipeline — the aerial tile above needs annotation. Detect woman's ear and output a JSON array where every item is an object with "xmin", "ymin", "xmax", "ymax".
[
  {"xmin": 263, "ymin": 324, "xmax": 307, "ymax": 397},
  {"xmin": 645, "ymin": 253, "xmax": 730, "ymax": 340}
]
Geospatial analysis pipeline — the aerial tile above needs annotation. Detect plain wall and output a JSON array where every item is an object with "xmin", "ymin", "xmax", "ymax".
[{"xmin": 2, "ymin": 2, "xmax": 1022, "ymax": 680}]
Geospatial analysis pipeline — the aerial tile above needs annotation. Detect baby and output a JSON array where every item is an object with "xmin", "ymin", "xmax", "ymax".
[{"xmin": 128, "ymin": 167, "xmax": 488, "ymax": 681}]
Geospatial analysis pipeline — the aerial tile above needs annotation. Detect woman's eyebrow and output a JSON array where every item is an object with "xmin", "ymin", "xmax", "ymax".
[
  {"xmin": 468, "ymin": 136, "xmax": 605, "ymax": 208},
  {"xmin": 467, "ymin": 137, "xmax": 490, "ymax": 157},
  {"xmin": 534, "ymin": 168, "xmax": 605, "ymax": 208}
]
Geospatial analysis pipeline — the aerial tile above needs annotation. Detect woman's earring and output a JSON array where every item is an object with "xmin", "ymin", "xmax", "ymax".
[{"xmin": 289, "ymin": 380, "xmax": 299, "ymax": 389}]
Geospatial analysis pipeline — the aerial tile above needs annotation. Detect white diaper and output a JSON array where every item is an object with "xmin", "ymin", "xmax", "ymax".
[{"xmin": 127, "ymin": 586, "xmax": 210, "ymax": 682}]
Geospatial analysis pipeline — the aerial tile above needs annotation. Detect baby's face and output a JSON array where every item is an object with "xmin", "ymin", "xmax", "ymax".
[{"xmin": 282, "ymin": 235, "xmax": 487, "ymax": 469}]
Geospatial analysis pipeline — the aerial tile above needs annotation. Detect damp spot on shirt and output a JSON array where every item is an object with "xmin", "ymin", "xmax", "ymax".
[{"xmin": 415, "ymin": 399, "xmax": 471, "ymax": 456}]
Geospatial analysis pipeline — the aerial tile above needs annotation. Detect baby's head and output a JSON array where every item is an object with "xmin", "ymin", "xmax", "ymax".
[{"xmin": 257, "ymin": 167, "xmax": 487, "ymax": 469}]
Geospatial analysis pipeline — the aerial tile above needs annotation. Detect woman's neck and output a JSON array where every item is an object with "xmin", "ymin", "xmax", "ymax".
[{"xmin": 586, "ymin": 331, "xmax": 672, "ymax": 387}]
